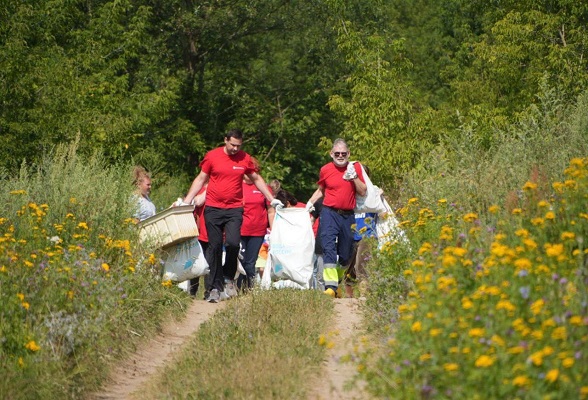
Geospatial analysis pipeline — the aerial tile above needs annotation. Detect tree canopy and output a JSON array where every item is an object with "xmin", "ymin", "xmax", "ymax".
[{"xmin": 1, "ymin": 0, "xmax": 587, "ymax": 197}]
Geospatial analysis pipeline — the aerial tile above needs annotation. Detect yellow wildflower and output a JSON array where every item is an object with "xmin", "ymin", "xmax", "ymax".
[
  {"xmin": 442, "ymin": 254, "xmax": 457, "ymax": 267},
  {"xmin": 561, "ymin": 231, "xmax": 575, "ymax": 240},
  {"xmin": 462, "ymin": 298, "xmax": 474, "ymax": 309},
  {"xmin": 562, "ymin": 358, "xmax": 574, "ymax": 368},
  {"xmin": 514, "ymin": 258, "xmax": 532, "ymax": 270},
  {"xmin": 529, "ymin": 351, "xmax": 543, "ymax": 366},
  {"xmin": 25, "ymin": 341, "xmax": 40, "ymax": 352},
  {"xmin": 451, "ymin": 247, "xmax": 468, "ymax": 257},
  {"xmin": 443, "ymin": 363, "xmax": 459, "ymax": 372},
  {"xmin": 418, "ymin": 242, "xmax": 433, "ymax": 254},
  {"xmin": 463, "ymin": 212, "xmax": 478, "ymax": 222},
  {"xmin": 530, "ymin": 299, "xmax": 544, "ymax": 315},
  {"xmin": 515, "ymin": 229, "xmax": 529, "ymax": 237},
  {"xmin": 508, "ymin": 346, "xmax": 525, "ymax": 354},
  {"xmin": 411, "ymin": 321, "xmax": 422, "ymax": 332},
  {"xmin": 511, "ymin": 208, "xmax": 522, "ymax": 215},
  {"xmin": 531, "ymin": 217, "xmax": 545, "ymax": 226},
  {"xmin": 545, "ymin": 243, "xmax": 564, "ymax": 257},
  {"xmin": 496, "ymin": 300, "xmax": 516, "ymax": 312},
  {"xmin": 569, "ymin": 316, "xmax": 583, "ymax": 326},
  {"xmin": 474, "ymin": 355, "xmax": 494, "ymax": 368},
  {"xmin": 419, "ymin": 353, "xmax": 431, "ymax": 362},
  {"xmin": 318, "ymin": 334, "xmax": 326, "ymax": 346},
  {"xmin": 468, "ymin": 328, "xmax": 485, "ymax": 338},
  {"xmin": 429, "ymin": 328, "xmax": 442, "ymax": 337},
  {"xmin": 545, "ymin": 369, "xmax": 559, "ymax": 383},
  {"xmin": 488, "ymin": 205, "xmax": 500, "ymax": 214},
  {"xmin": 512, "ymin": 376, "xmax": 531, "ymax": 387},
  {"xmin": 490, "ymin": 335, "xmax": 505, "ymax": 347},
  {"xmin": 101, "ymin": 263, "xmax": 110, "ymax": 272},
  {"xmin": 551, "ymin": 327, "xmax": 567, "ymax": 340},
  {"xmin": 522, "ymin": 181, "xmax": 537, "ymax": 191},
  {"xmin": 545, "ymin": 211, "xmax": 555, "ymax": 220}
]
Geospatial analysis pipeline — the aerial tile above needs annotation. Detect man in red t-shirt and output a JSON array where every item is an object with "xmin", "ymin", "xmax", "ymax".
[
  {"xmin": 305, "ymin": 138, "xmax": 367, "ymax": 297},
  {"xmin": 183, "ymin": 129, "xmax": 282, "ymax": 303}
]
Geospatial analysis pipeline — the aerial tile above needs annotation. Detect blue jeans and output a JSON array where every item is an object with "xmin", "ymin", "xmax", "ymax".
[{"xmin": 238, "ymin": 235, "xmax": 264, "ymax": 289}]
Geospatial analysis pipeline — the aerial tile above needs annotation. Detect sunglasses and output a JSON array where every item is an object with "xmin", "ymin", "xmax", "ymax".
[{"xmin": 333, "ymin": 152, "xmax": 348, "ymax": 157}]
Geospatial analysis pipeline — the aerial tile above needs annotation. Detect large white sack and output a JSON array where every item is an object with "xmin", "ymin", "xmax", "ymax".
[
  {"xmin": 162, "ymin": 238, "xmax": 209, "ymax": 282},
  {"xmin": 264, "ymin": 207, "xmax": 314, "ymax": 288}
]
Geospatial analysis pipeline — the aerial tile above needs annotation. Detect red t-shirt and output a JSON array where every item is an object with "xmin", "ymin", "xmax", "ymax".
[
  {"xmin": 318, "ymin": 162, "xmax": 364, "ymax": 210},
  {"xmin": 200, "ymin": 147, "xmax": 256, "ymax": 208},
  {"xmin": 192, "ymin": 186, "xmax": 208, "ymax": 242},
  {"xmin": 241, "ymin": 182, "xmax": 270, "ymax": 236}
]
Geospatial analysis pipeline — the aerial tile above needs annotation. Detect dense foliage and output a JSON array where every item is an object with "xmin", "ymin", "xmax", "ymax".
[{"xmin": 2, "ymin": 0, "xmax": 586, "ymax": 200}]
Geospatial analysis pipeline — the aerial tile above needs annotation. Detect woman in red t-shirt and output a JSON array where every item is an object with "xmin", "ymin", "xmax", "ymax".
[
  {"xmin": 238, "ymin": 159, "xmax": 271, "ymax": 290},
  {"xmin": 189, "ymin": 186, "xmax": 208, "ymax": 297}
]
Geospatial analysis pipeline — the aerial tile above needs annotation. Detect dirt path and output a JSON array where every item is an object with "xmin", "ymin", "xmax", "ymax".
[
  {"xmin": 89, "ymin": 296, "xmax": 366, "ymax": 400},
  {"xmin": 308, "ymin": 298, "xmax": 369, "ymax": 400},
  {"xmin": 88, "ymin": 300, "xmax": 225, "ymax": 400}
]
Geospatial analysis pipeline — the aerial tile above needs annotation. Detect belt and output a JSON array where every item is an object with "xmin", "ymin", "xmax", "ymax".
[{"xmin": 325, "ymin": 205, "xmax": 354, "ymax": 215}]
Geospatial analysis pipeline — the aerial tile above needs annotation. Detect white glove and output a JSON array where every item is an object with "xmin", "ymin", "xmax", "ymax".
[
  {"xmin": 270, "ymin": 199, "xmax": 284, "ymax": 209},
  {"xmin": 305, "ymin": 201, "xmax": 315, "ymax": 212},
  {"xmin": 343, "ymin": 162, "xmax": 358, "ymax": 181},
  {"xmin": 173, "ymin": 197, "xmax": 192, "ymax": 207}
]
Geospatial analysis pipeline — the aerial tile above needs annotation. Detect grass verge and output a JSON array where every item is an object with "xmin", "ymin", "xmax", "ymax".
[{"xmin": 139, "ymin": 289, "xmax": 334, "ymax": 400}]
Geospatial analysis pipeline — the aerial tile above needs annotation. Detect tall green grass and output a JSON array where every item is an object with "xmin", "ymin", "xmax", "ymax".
[
  {"xmin": 0, "ymin": 142, "xmax": 190, "ymax": 399},
  {"xmin": 400, "ymin": 88, "xmax": 588, "ymax": 212}
]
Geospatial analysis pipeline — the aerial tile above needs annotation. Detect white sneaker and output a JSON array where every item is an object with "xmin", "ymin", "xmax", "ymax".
[
  {"xmin": 219, "ymin": 290, "xmax": 230, "ymax": 301},
  {"xmin": 206, "ymin": 289, "xmax": 220, "ymax": 303},
  {"xmin": 224, "ymin": 279, "xmax": 238, "ymax": 298}
]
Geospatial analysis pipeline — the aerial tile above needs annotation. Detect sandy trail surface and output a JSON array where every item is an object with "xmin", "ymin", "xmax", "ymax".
[{"xmin": 89, "ymin": 296, "xmax": 367, "ymax": 400}]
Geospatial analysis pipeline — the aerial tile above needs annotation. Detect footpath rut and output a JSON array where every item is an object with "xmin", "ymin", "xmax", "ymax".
[
  {"xmin": 89, "ymin": 301, "xmax": 225, "ymax": 400},
  {"xmin": 89, "ymin": 297, "xmax": 367, "ymax": 400}
]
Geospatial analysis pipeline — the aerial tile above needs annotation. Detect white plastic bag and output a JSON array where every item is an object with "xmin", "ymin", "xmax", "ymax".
[
  {"xmin": 376, "ymin": 198, "xmax": 409, "ymax": 249},
  {"xmin": 353, "ymin": 162, "xmax": 387, "ymax": 214},
  {"xmin": 264, "ymin": 208, "xmax": 314, "ymax": 288},
  {"xmin": 162, "ymin": 238, "xmax": 209, "ymax": 282}
]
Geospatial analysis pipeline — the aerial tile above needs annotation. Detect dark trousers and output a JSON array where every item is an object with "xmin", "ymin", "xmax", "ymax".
[
  {"xmin": 238, "ymin": 235, "xmax": 264, "ymax": 289},
  {"xmin": 204, "ymin": 206, "xmax": 243, "ymax": 292},
  {"xmin": 319, "ymin": 207, "xmax": 354, "ymax": 266}
]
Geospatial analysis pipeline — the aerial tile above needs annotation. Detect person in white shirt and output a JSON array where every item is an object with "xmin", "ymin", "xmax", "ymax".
[{"xmin": 133, "ymin": 165, "xmax": 157, "ymax": 222}]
